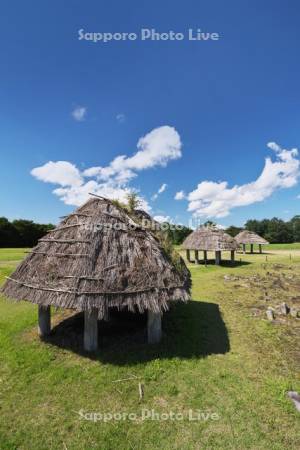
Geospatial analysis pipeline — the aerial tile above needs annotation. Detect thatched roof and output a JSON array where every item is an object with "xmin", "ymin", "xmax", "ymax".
[
  {"xmin": 182, "ymin": 226, "xmax": 238, "ymax": 251},
  {"xmin": 235, "ymin": 230, "xmax": 269, "ymax": 245},
  {"xmin": 2, "ymin": 197, "xmax": 190, "ymax": 319}
]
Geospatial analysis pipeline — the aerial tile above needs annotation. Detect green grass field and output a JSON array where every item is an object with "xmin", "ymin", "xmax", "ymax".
[
  {"xmin": 245, "ymin": 242, "xmax": 300, "ymax": 251},
  {"xmin": 0, "ymin": 247, "xmax": 299, "ymax": 449}
]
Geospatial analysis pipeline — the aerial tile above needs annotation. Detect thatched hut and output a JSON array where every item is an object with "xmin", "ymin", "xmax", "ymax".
[
  {"xmin": 182, "ymin": 226, "xmax": 238, "ymax": 265},
  {"xmin": 235, "ymin": 230, "xmax": 269, "ymax": 254},
  {"xmin": 2, "ymin": 196, "xmax": 190, "ymax": 351}
]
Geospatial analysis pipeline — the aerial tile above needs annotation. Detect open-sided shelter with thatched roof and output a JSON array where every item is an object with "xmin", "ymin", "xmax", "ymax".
[
  {"xmin": 235, "ymin": 230, "xmax": 269, "ymax": 254},
  {"xmin": 2, "ymin": 196, "xmax": 190, "ymax": 351},
  {"xmin": 182, "ymin": 226, "xmax": 238, "ymax": 265}
]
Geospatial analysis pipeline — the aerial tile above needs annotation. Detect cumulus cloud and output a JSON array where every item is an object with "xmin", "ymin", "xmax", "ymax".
[
  {"xmin": 185, "ymin": 142, "xmax": 299, "ymax": 218},
  {"xmin": 152, "ymin": 183, "xmax": 167, "ymax": 200},
  {"xmin": 71, "ymin": 106, "xmax": 87, "ymax": 122},
  {"xmin": 31, "ymin": 126, "xmax": 181, "ymax": 211},
  {"xmin": 174, "ymin": 190, "xmax": 185, "ymax": 200},
  {"xmin": 83, "ymin": 126, "xmax": 181, "ymax": 185},
  {"xmin": 267, "ymin": 141, "xmax": 281, "ymax": 152},
  {"xmin": 153, "ymin": 215, "xmax": 171, "ymax": 223},
  {"xmin": 52, "ymin": 181, "xmax": 135, "ymax": 208},
  {"xmin": 31, "ymin": 161, "xmax": 83, "ymax": 187}
]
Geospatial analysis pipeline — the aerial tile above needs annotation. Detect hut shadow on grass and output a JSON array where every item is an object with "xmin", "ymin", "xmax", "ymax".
[
  {"xmin": 189, "ymin": 259, "xmax": 251, "ymax": 267},
  {"xmin": 43, "ymin": 300, "xmax": 230, "ymax": 365},
  {"xmin": 236, "ymin": 251, "xmax": 272, "ymax": 255}
]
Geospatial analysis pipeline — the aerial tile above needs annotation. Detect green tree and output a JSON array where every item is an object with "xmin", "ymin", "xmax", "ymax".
[
  {"xmin": 263, "ymin": 218, "xmax": 293, "ymax": 243},
  {"xmin": 12, "ymin": 220, "xmax": 54, "ymax": 247},
  {"xmin": 166, "ymin": 225, "xmax": 193, "ymax": 245},
  {"xmin": 226, "ymin": 226, "xmax": 243, "ymax": 237},
  {"xmin": 290, "ymin": 215, "xmax": 300, "ymax": 242},
  {"xmin": 0, "ymin": 218, "xmax": 54, "ymax": 248},
  {"xmin": 0, "ymin": 217, "xmax": 19, "ymax": 246},
  {"xmin": 126, "ymin": 192, "xmax": 140, "ymax": 213}
]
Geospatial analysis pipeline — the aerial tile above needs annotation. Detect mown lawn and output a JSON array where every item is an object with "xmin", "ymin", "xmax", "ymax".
[
  {"xmin": 265, "ymin": 242, "xmax": 300, "ymax": 250},
  {"xmin": 238, "ymin": 242, "xmax": 300, "ymax": 251},
  {"xmin": 0, "ymin": 247, "xmax": 299, "ymax": 449}
]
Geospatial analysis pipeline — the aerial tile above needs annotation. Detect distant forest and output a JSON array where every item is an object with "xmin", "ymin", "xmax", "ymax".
[
  {"xmin": 0, "ymin": 218, "xmax": 54, "ymax": 247},
  {"xmin": 155, "ymin": 216, "xmax": 300, "ymax": 245},
  {"xmin": 226, "ymin": 216, "xmax": 300, "ymax": 243},
  {"xmin": 1, "ymin": 215, "xmax": 300, "ymax": 247},
  {"xmin": 166, "ymin": 216, "xmax": 300, "ymax": 245}
]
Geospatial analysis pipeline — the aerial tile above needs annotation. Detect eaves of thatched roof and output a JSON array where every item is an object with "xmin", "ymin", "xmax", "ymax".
[
  {"xmin": 235, "ymin": 230, "xmax": 269, "ymax": 245},
  {"xmin": 2, "ymin": 197, "xmax": 190, "ymax": 318},
  {"xmin": 182, "ymin": 227, "xmax": 238, "ymax": 251}
]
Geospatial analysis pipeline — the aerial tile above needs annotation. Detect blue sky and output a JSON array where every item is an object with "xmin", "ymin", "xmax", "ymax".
[{"xmin": 1, "ymin": 0, "xmax": 300, "ymax": 227}]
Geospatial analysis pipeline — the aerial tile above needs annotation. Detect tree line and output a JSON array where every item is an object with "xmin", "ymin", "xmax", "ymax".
[
  {"xmin": 0, "ymin": 217, "xmax": 54, "ymax": 247},
  {"xmin": 226, "ymin": 216, "xmax": 300, "ymax": 243},
  {"xmin": 1, "ymin": 214, "xmax": 300, "ymax": 247},
  {"xmin": 167, "ymin": 216, "xmax": 300, "ymax": 245}
]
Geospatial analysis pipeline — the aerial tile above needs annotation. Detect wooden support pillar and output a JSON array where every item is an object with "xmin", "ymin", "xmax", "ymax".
[
  {"xmin": 186, "ymin": 249, "xmax": 191, "ymax": 262},
  {"xmin": 203, "ymin": 250, "xmax": 208, "ymax": 264},
  {"xmin": 215, "ymin": 251, "xmax": 221, "ymax": 265},
  {"xmin": 84, "ymin": 308, "xmax": 98, "ymax": 352},
  {"xmin": 38, "ymin": 305, "xmax": 51, "ymax": 337},
  {"xmin": 259, "ymin": 244, "xmax": 262, "ymax": 254},
  {"xmin": 231, "ymin": 250, "xmax": 235, "ymax": 263},
  {"xmin": 195, "ymin": 250, "xmax": 200, "ymax": 264},
  {"xmin": 147, "ymin": 311, "xmax": 162, "ymax": 344},
  {"xmin": 242, "ymin": 244, "xmax": 246, "ymax": 254},
  {"xmin": 250, "ymin": 244, "xmax": 254, "ymax": 254}
]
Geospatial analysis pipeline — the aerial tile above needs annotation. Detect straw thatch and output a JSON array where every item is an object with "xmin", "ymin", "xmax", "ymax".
[
  {"xmin": 182, "ymin": 226, "xmax": 238, "ymax": 251},
  {"xmin": 2, "ymin": 197, "xmax": 190, "ymax": 319},
  {"xmin": 235, "ymin": 230, "xmax": 269, "ymax": 245}
]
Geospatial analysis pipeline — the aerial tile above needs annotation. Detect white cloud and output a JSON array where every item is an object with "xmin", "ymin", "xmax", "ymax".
[
  {"xmin": 116, "ymin": 113, "xmax": 125, "ymax": 123},
  {"xmin": 31, "ymin": 126, "xmax": 181, "ymax": 212},
  {"xmin": 133, "ymin": 126, "xmax": 181, "ymax": 169},
  {"xmin": 175, "ymin": 190, "xmax": 185, "ymax": 200},
  {"xmin": 83, "ymin": 126, "xmax": 181, "ymax": 184},
  {"xmin": 185, "ymin": 142, "xmax": 300, "ymax": 218},
  {"xmin": 153, "ymin": 215, "xmax": 171, "ymax": 223},
  {"xmin": 71, "ymin": 106, "xmax": 87, "ymax": 122},
  {"xmin": 267, "ymin": 142, "xmax": 281, "ymax": 152},
  {"xmin": 152, "ymin": 183, "xmax": 167, "ymax": 200},
  {"xmin": 158, "ymin": 183, "xmax": 167, "ymax": 194},
  {"xmin": 53, "ymin": 181, "xmax": 132, "ymax": 207},
  {"xmin": 31, "ymin": 161, "xmax": 83, "ymax": 187}
]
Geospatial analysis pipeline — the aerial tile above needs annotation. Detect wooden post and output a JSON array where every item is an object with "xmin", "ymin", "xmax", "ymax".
[
  {"xmin": 259, "ymin": 244, "xmax": 262, "ymax": 254},
  {"xmin": 38, "ymin": 305, "xmax": 51, "ymax": 337},
  {"xmin": 186, "ymin": 249, "xmax": 191, "ymax": 262},
  {"xmin": 280, "ymin": 302, "xmax": 289, "ymax": 315},
  {"xmin": 84, "ymin": 308, "xmax": 98, "ymax": 352},
  {"xmin": 250, "ymin": 244, "xmax": 254, "ymax": 254},
  {"xmin": 215, "ymin": 251, "xmax": 221, "ymax": 265},
  {"xmin": 203, "ymin": 250, "xmax": 208, "ymax": 265},
  {"xmin": 195, "ymin": 250, "xmax": 199, "ymax": 264},
  {"xmin": 147, "ymin": 311, "xmax": 162, "ymax": 344},
  {"xmin": 266, "ymin": 308, "xmax": 274, "ymax": 321},
  {"xmin": 231, "ymin": 250, "xmax": 235, "ymax": 263},
  {"xmin": 242, "ymin": 244, "xmax": 246, "ymax": 254}
]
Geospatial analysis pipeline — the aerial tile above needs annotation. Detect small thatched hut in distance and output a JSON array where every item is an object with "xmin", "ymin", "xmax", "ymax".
[
  {"xmin": 2, "ymin": 196, "xmax": 190, "ymax": 351},
  {"xmin": 182, "ymin": 226, "xmax": 238, "ymax": 265},
  {"xmin": 235, "ymin": 230, "xmax": 269, "ymax": 254}
]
